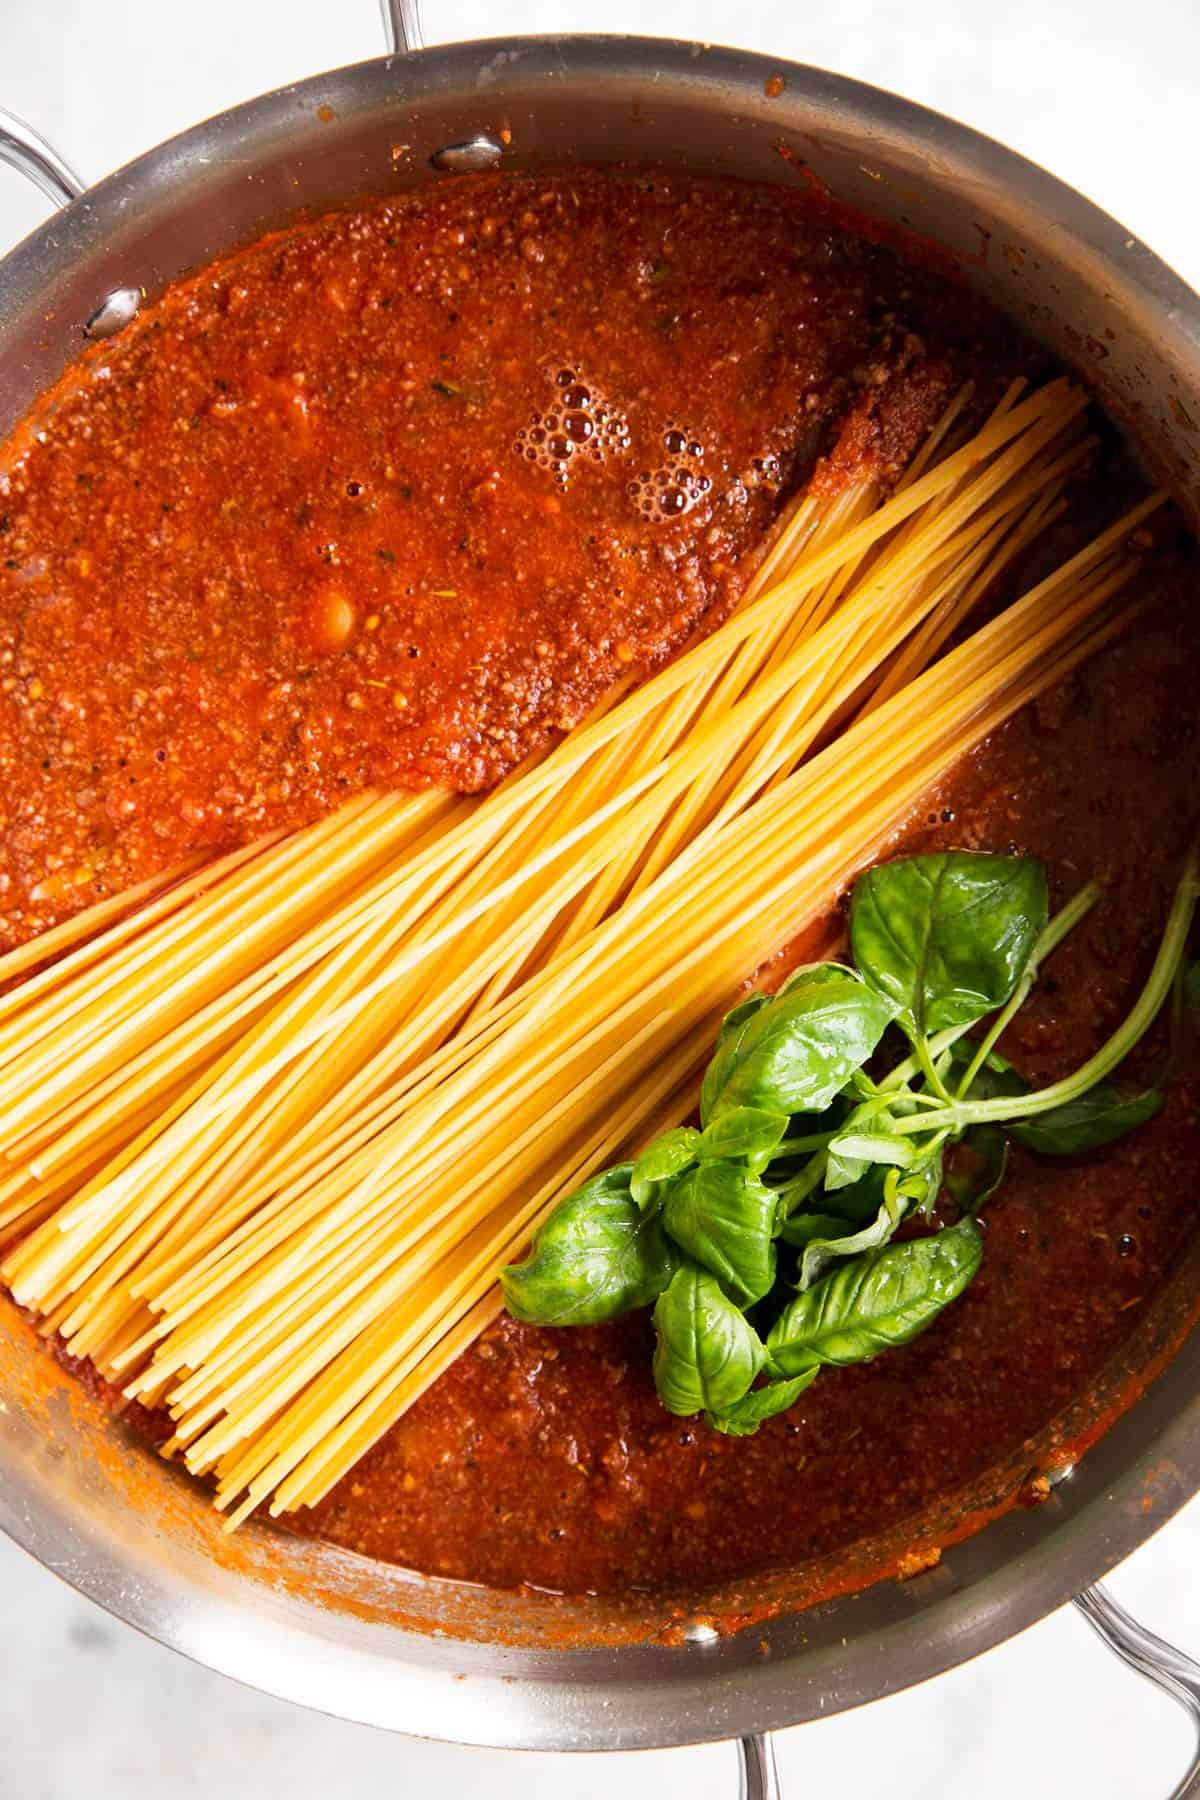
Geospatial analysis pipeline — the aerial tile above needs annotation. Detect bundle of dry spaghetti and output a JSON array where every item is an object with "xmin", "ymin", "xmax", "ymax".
[
  {"xmin": 0, "ymin": 381, "xmax": 1076, "ymax": 1277},
  {"xmin": 0, "ymin": 381, "xmax": 1076, "ymax": 1231},
  {"xmin": 0, "ymin": 378, "xmax": 1159, "ymax": 1523}
]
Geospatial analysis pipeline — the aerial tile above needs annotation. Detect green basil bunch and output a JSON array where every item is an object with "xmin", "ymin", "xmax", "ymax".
[{"xmin": 502, "ymin": 848, "xmax": 1199, "ymax": 1434}]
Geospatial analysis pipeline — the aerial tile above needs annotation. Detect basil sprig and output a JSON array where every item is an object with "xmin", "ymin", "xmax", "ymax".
[{"xmin": 501, "ymin": 847, "xmax": 1199, "ymax": 1435}]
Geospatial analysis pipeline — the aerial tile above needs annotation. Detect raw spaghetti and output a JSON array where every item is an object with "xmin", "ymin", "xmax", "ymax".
[{"xmin": 0, "ymin": 378, "xmax": 1160, "ymax": 1526}]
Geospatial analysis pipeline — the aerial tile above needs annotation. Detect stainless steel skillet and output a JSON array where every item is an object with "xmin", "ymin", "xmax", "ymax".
[{"xmin": 1, "ymin": 4, "xmax": 1200, "ymax": 1792}]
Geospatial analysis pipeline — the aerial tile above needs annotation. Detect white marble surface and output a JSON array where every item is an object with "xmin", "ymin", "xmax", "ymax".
[{"xmin": 2, "ymin": 3, "xmax": 1199, "ymax": 1795}]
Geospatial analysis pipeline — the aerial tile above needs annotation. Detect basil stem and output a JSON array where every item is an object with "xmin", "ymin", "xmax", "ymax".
[
  {"xmin": 772, "ymin": 1149, "xmax": 829, "ymax": 1215},
  {"xmin": 880, "ymin": 1023, "xmax": 974, "ymax": 1094},
  {"xmin": 954, "ymin": 880, "xmax": 1099, "ymax": 1099},
  {"xmin": 894, "ymin": 852, "xmax": 1200, "ymax": 1136},
  {"xmin": 914, "ymin": 1033, "xmax": 954, "ymax": 1103},
  {"xmin": 779, "ymin": 1129, "xmax": 840, "ymax": 1154}
]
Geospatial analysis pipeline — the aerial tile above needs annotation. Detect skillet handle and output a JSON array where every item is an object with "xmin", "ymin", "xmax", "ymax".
[
  {"xmin": 737, "ymin": 1732, "xmax": 781, "ymax": 1799},
  {"xmin": 7, "ymin": 0, "xmax": 429, "ymax": 189},
  {"xmin": 732, "ymin": 1586, "xmax": 1200, "ymax": 1799},
  {"xmin": 0, "ymin": 108, "xmax": 84, "ymax": 210},
  {"xmin": 380, "ymin": 0, "xmax": 425, "ymax": 52},
  {"xmin": 1075, "ymin": 1584, "xmax": 1200, "ymax": 1800}
]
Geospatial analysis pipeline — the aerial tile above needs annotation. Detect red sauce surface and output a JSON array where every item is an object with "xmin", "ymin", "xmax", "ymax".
[
  {"xmin": 2, "ymin": 169, "xmax": 1197, "ymax": 1601},
  {"xmin": 0, "ymin": 170, "xmax": 1006, "ymax": 948}
]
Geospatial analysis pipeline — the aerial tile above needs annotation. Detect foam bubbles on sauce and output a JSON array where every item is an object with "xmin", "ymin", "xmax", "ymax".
[
  {"xmin": 628, "ymin": 426, "xmax": 710, "ymax": 521},
  {"xmin": 514, "ymin": 368, "xmax": 631, "ymax": 488},
  {"xmin": 514, "ymin": 373, "xmax": 710, "ymax": 522}
]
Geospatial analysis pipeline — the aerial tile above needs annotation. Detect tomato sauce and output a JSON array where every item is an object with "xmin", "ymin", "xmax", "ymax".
[
  {"xmin": 0, "ymin": 170, "xmax": 1011, "ymax": 948},
  {"xmin": 3, "ymin": 169, "xmax": 1197, "ymax": 1601}
]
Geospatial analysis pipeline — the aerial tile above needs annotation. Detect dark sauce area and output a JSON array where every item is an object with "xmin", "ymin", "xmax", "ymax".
[
  {"xmin": 298, "ymin": 600, "xmax": 1200, "ymax": 1594},
  {"xmin": 0, "ymin": 167, "xmax": 1196, "ymax": 1604}
]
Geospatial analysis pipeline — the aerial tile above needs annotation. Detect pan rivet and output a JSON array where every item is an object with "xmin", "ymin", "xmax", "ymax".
[
  {"xmin": 682, "ymin": 1621, "xmax": 720, "ymax": 1644},
  {"xmin": 1047, "ymin": 1462, "xmax": 1075, "ymax": 1486},
  {"xmin": 430, "ymin": 135, "xmax": 505, "ymax": 174},
  {"xmin": 84, "ymin": 287, "xmax": 141, "ymax": 340}
]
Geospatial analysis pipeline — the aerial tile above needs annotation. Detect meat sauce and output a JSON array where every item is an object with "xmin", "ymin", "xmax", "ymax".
[
  {"xmin": 0, "ymin": 169, "xmax": 1003, "ymax": 949},
  {"xmin": 2, "ymin": 170, "xmax": 1197, "ymax": 1599}
]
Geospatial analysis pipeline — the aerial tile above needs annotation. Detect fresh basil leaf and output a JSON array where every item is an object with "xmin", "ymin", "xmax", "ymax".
[
  {"xmin": 652, "ymin": 1265, "xmax": 766, "ymax": 1415},
  {"xmin": 630, "ymin": 1126, "xmax": 701, "ymax": 1212},
  {"xmin": 825, "ymin": 1129, "xmax": 917, "ymax": 1189},
  {"xmin": 714, "ymin": 991, "xmax": 772, "ymax": 1045},
  {"xmin": 778, "ymin": 1210, "xmax": 855, "ymax": 1249},
  {"xmin": 822, "ymin": 1140, "xmax": 863, "ymax": 1189},
  {"xmin": 945, "ymin": 1125, "xmax": 1009, "ymax": 1213},
  {"xmin": 663, "ymin": 1161, "xmax": 777, "ymax": 1305},
  {"xmin": 798, "ymin": 1190, "xmax": 909, "ymax": 1290},
  {"xmin": 850, "ymin": 851, "xmax": 1048, "ymax": 1039},
  {"xmin": 822, "ymin": 1099, "xmax": 916, "ymax": 1191},
  {"xmin": 700, "ymin": 967, "xmax": 896, "ymax": 1126},
  {"xmin": 697, "ymin": 1106, "xmax": 789, "ymax": 1170},
  {"xmin": 1009, "ymin": 1084, "xmax": 1163, "ymax": 1156},
  {"xmin": 502, "ymin": 1164, "xmax": 678, "ymax": 1325},
  {"xmin": 707, "ymin": 1368, "xmax": 819, "ymax": 1436},
  {"xmin": 778, "ymin": 960, "xmax": 857, "ymax": 993},
  {"xmin": 767, "ymin": 1217, "xmax": 983, "ymax": 1374}
]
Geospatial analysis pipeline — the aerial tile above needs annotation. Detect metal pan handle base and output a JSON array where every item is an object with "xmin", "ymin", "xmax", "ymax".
[
  {"xmin": 738, "ymin": 1732, "xmax": 781, "ymax": 1800},
  {"xmin": 733, "ymin": 1585, "xmax": 1200, "ymax": 1798},
  {"xmin": 1075, "ymin": 1583, "xmax": 1200, "ymax": 1800},
  {"xmin": 0, "ymin": 108, "xmax": 83, "ymax": 210},
  {"xmin": 380, "ymin": 0, "xmax": 425, "ymax": 52}
]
